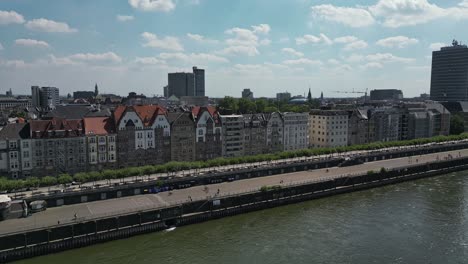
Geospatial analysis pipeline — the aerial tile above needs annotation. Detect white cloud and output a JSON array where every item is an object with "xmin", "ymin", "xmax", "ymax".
[
  {"xmin": 334, "ymin": 36, "xmax": 359, "ymax": 43},
  {"xmin": 366, "ymin": 53, "xmax": 414, "ymax": 63},
  {"xmin": 25, "ymin": 18, "xmax": 77, "ymax": 33},
  {"xmin": 117, "ymin": 15, "xmax": 134, "ymax": 22},
  {"xmin": 159, "ymin": 52, "xmax": 229, "ymax": 63},
  {"xmin": 187, "ymin": 33, "xmax": 203, "ymax": 41},
  {"xmin": 49, "ymin": 52, "xmax": 122, "ymax": 65},
  {"xmin": 346, "ymin": 54, "xmax": 365, "ymax": 63},
  {"xmin": 251, "ymin": 24, "xmax": 271, "ymax": 34},
  {"xmin": 361, "ymin": 62, "xmax": 384, "ymax": 69},
  {"xmin": 283, "ymin": 58, "xmax": 322, "ymax": 66},
  {"xmin": 310, "ymin": 4, "xmax": 375, "ymax": 27},
  {"xmin": 15, "ymin": 39, "xmax": 50, "ymax": 48},
  {"xmin": 141, "ymin": 32, "xmax": 184, "ymax": 51},
  {"xmin": 220, "ymin": 24, "xmax": 270, "ymax": 56},
  {"xmin": 128, "ymin": 0, "xmax": 175, "ymax": 12},
  {"xmin": 217, "ymin": 46, "xmax": 259, "ymax": 57},
  {"xmin": 429, "ymin": 42, "xmax": 447, "ymax": 50},
  {"xmin": 134, "ymin": 57, "xmax": 166, "ymax": 65},
  {"xmin": 0, "ymin": 59, "xmax": 27, "ymax": 68},
  {"xmin": 187, "ymin": 33, "xmax": 219, "ymax": 44},
  {"xmin": 376, "ymin": 36, "xmax": 419, "ymax": 48},
  {"xmin": 282, "ymin": 48, "xmax": 304, "ymax": 57},
  {"xmin": 68, "ymin": 52, "xmax": 122, "ymax": 63},
  {"xmin": 0, "ymin": 10, "xmax": 25, "ymax": 25},
  {"xmin": 296, "ymin": 33, "xmax": 332, "ymax": 45},
  {"xmin": 369, "ymin": 0, "xmax": 445, "ymax": 28},
  {"xmin": 310, "ymin": 0, "xmax": 468, "ymax": 28},
  {"xmin": 225, "ymin": 27, "xmax": 259, "ymax": 47},
  {"xmin": 343, "ymin": 40, "xmax": 368, "ymax": 50}
]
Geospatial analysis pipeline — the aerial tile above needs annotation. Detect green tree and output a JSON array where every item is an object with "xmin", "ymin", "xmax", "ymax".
[
  {"xmin": 218, "ymin": 96, "xmax": 239, "ymax": 114},
  {"xmin": 58, "ymin": 174, "xmax": 73, "ymax": 185},
  {"xmin": 238, "ymin": 98, "xmax": 256, "ymax": 114},
  {"xmin": 255, "ymin": 99, "xmax": 268, "ymax": 113},
  {"xmin": 450, "ymin": 114, "xmax": 465, "ymax": 135},
  {"xmin": 40, "ymin": 176, "xmax": 57, "ymax": 187}
]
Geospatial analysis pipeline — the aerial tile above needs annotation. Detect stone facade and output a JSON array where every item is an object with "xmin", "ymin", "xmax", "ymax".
[
  {"xmin": 282, "ymin": 112, "xmax": 309, "ymax": 151},
  {"xmin": 220, "ymin": 115, "xmax": 244, "ymax": 157},
  {"xmin": 243, "ymin": 114, "xmax": 268, "ymax": 156},
  {"xmin": 193, "ymin": 107, "xmax": 222, "ymax": 161},
  {"xmin": 168, "ymin": 110, "xmax": 196, "ymax": 162},
  {"xmin": 309, "ymin": 110, "xmax": 348, "ymax": 148},
  {"xmin": 266, "ymin": 112, "xmax": 284, "ymax": 153}
]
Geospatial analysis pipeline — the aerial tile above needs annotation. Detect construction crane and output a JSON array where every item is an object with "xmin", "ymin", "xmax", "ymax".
[{"xmin": 333, "ymin": 88, "xmax": 369, "ymax": 102}]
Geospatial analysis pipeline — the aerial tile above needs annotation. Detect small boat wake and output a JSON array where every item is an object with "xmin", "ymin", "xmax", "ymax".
[{"xmin": 165, "ymin": 227, "xmax": 176, "ymax": 232}]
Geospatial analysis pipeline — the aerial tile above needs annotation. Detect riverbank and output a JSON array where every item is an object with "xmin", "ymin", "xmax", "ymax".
[
  {"xmin": 1, "ymin": 150, "xmax": 468, "ymax": 262},
  {"xmin": 13, "ymin": 171, "xmax": 467, "ymax": 264}
]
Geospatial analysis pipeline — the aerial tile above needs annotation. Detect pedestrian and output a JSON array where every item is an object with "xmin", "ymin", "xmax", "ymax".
[
  {"xmin": 74, "ymin": 213, "xmax": 77, "ymax": 220},
  {"xmin": 57, "ymin": 220, "xmax": 60, "ymax": 225}
]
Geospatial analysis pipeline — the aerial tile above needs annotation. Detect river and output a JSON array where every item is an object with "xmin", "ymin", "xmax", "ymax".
[{"xmin": 14, "ymin": 172, "xmax": 468, "ymax": 264}]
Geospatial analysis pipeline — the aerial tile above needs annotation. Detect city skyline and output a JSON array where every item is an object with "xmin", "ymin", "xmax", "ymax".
[{"xmin": 1, "ymin": 0, "xmax": 468, "ymax": 97}]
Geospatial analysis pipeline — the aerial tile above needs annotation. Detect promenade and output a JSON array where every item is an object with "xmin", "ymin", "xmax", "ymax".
[{"xmin": 0, "ymin": 148, "xmax": 465, "ymax": 235}]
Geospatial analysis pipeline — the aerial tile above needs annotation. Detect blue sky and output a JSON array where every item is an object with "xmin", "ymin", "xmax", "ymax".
[{"xmin": 0, "ymin": 0, "xmax": 467, "ymax": 98}]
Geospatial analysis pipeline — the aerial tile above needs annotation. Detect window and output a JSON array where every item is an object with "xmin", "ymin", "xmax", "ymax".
[
  {"xmin": 9, "ymin": 141, "xmax": 17, "ymax": 149},
  {"xmin": 23, "ymin": 151, "xmax": 29, "ymax": 158},
  {"xmin": 108, "ymin": 136, "xmax": 115, "ymax": 143},
  {"xmin": 90, "ymin": 137, "xmax": 96, "ymax": 144},
  {"xmin": 198, "ymin": 129, "xmax": 203, "ymax": 135},
  {"xmin": 22, "ymin": 141, "xmax": 29, "ymax": 148},
  {"xmin": 99, "ymin": 137, "xmax": 106, "ymax": 143},
  {"xmin": 9, "ymin": 152, "xmax": 17, "ymax": 159}
]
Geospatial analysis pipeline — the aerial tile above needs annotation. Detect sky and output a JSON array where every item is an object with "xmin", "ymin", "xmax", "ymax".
[{"xmin": 0, "ymin": 0, "xmax": 467, "ymax": 98}]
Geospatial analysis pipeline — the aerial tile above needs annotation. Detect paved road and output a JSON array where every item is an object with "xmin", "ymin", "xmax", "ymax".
[
  {"xmin": 0, "ymin": 148, "xmax": 466, "ymax": 236},
  {"xmin": 11, "ymin": 140, "xmax": 468, "ymax": 199}
]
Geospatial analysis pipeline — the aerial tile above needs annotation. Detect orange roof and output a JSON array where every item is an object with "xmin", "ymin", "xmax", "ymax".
[
  {"xmin": 84, "ymin": 117, "xmax": 115, "ymax": 135},
  {"xmin": 113, "ymin": 105, "xmax": 167, "ymax": 127}
]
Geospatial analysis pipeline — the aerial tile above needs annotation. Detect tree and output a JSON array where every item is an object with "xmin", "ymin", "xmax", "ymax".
[
  {"xmin": 40, "ymin": 176, "xmax": 57, "ymax": 188},
  {"xmin": 238, "ymin": 98, "xmax": 256, "ymax": 114},
  {"xmin": 450, "ymin": 114, "xmax": 465, "ymax": 135},
  {"xmin": 218, "ymin": 96, "xmax": 239, "ymax": 114},
  {"xmin": 255, "ymin": 99, "xmax": 268, "ymax": 113},
  {"xmin": 58, "ymin": 174, "xmax": 73, "ymax": 185}
]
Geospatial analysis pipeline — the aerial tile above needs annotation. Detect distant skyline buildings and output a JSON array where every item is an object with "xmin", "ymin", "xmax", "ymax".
[
  {"xmin": 31, "ymin": 86, "xmax": 59, "ymax": 109},
  {"xmin": 2, "ymin": 1, "xmax": 468, "ymax": 98},
  {"xmin": 430, "ymin": 40, "xmax": 468, "ymax": 102},
  {"xmin": 166, "ymin": 67, "xmax": 205, "ymax": 98}
]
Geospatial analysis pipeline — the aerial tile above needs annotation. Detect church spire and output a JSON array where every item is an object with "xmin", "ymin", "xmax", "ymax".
[{"xmin": 94, "ymin": 83, "xmax": 99, "ymax": 97}]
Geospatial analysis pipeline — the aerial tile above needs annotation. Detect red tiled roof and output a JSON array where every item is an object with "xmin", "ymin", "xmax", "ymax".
[
  {"xmin": 113, "ymin": 105, "xmax": 167, "ymax": 127},
  {"xmin": 84, "ymin": 117, "xmax": 115, "ymax": 135},
  {"xmin": 30, "ymin": 118, "xmax": 84, "ymax": 138}
]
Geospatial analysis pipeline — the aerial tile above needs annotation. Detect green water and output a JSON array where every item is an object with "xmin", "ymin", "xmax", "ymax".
[{"xmin": 15, "ymin": 172, "xmax": 468, "ymax": 264}]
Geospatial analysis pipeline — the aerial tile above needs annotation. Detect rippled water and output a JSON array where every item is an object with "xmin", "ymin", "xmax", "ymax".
[{"xmin": 15, "ymin": 172, "xmax": 468, "ymax": 264}]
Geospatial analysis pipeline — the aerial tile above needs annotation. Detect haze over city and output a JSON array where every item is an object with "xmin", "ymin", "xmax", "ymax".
[{"xmin": 1, "ymin": 0, "xmax": 468, "ymax": 97}]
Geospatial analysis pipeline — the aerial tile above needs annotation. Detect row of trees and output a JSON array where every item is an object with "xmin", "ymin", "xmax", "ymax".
[
  {"xmin": 1, "ymin": 133, "xmax": 468, "ymax": 193},
  {"xmin": 217, "ymin": 97, "xmax": 319, "ymax": 115}
]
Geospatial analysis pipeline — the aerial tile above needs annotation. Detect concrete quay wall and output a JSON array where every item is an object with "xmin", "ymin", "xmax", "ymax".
[
  {"xmin": 1, "ymin": 157, "xmax": 468, "ymax": 262},
  {"xmin": 25, "ymin": 142, "xmax": 468, "ymax": 208}
]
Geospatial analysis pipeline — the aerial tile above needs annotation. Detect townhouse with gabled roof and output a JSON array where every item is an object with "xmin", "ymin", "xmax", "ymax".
[
  {"xmin": 193, "ymin": 106, "xmax": 222, "ymax": 161},
  {"xmin": 114, "ymin": 105, "xmax": 171, "ymax": 168}
]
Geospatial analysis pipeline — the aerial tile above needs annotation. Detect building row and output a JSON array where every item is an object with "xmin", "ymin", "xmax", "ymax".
[{"xmin": 0, "ymin": 102, "xmax": 450, "ymax": 179}]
